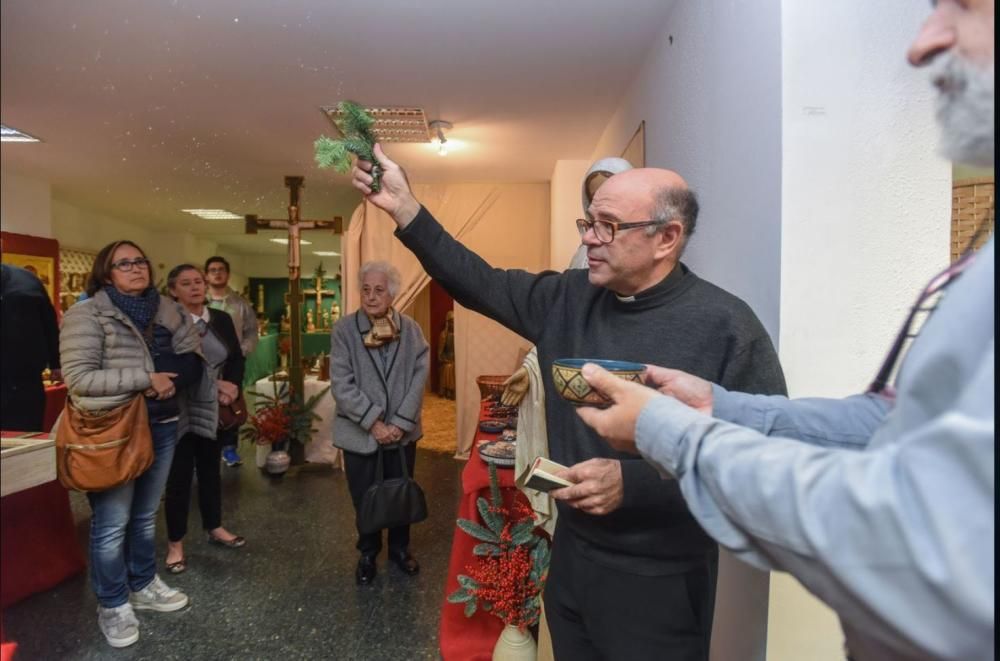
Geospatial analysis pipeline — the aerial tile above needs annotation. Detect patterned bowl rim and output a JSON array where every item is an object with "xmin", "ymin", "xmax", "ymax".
[{"xmin": 552, "ymin": 358, "xmax": 645, "ymax": 373}]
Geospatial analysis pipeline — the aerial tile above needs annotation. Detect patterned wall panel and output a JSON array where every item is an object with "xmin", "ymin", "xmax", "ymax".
[{"xmin": 58, "ymin": 248, "xmax": 97, "ymax": 312}]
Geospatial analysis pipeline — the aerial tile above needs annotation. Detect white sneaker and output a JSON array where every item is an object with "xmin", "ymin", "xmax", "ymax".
[
  {"xmin": 129, "ymin": 574, "xmax": 189, "ymax": 612},
  {"xmin": 97, "ymin": 603, "xmax": 140, "ymax": 648}
]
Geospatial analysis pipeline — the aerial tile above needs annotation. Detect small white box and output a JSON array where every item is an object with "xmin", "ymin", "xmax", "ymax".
[{"xmin": 1, "ymin": 433, "xmax": 57, "ymax": 497}]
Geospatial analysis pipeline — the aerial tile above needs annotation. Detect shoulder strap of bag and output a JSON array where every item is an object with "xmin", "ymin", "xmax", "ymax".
[
  {"xmin": 396, "ymin": 444, "xmax": 411, "ymax": 479},
  {"xmin": 374, "ymin": 445, "xmax": 385, "ymax": 484}
]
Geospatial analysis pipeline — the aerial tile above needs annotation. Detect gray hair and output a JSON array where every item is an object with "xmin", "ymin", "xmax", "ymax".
[
  {"xmin": 359, "ymin": 261, "xmax": 402, "ymax": 298},
  {"xmin": 166, "ymin": 263, "xmax": 202, "ymax": 292},
  {"xmin": 647, "ymin": 187, "xmax": 700, "ymax": 252}
]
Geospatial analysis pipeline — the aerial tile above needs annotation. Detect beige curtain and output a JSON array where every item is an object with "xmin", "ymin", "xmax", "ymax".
[
  {"xmin": 343, "ymin": 184, "xmax": 503, "ymax": 316},
  {"xmin": 343, "ymin": 182, "xmax": 550, "ymax": 455},
  {"xmin": 453, "ymin": 305, "xmax": 532, "ymax": 457}
]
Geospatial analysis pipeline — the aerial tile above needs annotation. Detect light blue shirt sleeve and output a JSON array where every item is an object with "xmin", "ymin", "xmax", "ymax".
[
  {"xmin": 710, "ymin": 385, "xmax": 892, "ymax": 448},
  {"xmin": 634, "ymin": 353, "xmax": 994, "ymax": 659}
]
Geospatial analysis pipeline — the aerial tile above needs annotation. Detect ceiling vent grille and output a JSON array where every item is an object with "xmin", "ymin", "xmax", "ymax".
[{"xmin": 320, "ymin": 105, "xmax": 430, "ymax": 143}]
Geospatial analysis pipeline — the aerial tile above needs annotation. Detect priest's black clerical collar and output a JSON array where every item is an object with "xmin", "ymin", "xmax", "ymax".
[{"xmin": 613, "ymin": 263, "xmax": 691, "ymax": 306}]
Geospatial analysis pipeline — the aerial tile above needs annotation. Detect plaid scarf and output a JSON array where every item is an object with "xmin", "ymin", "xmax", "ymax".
[
  {"xmin": 103, "ymin": 285, "xmax": 159, "ymax": 334},
  {"xmin": 363, "ymin": 310, "xmax": 400, "ymax": 348}
]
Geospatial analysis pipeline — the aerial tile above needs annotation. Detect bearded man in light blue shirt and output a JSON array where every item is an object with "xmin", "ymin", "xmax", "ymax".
[{"xmin": 573, "ymin": 1, "xmax": 995, "ymax": 660}]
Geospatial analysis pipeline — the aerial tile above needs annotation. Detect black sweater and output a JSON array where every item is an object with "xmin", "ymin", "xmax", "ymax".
[{"xmin": 398, "ymin": 207, "xmax": 787, "ymax": 575}]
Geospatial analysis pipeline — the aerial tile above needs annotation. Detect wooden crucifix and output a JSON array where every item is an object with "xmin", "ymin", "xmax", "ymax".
[{"xmin": 245, "ymin": 176, "xmax": 343, "ymax": 408}]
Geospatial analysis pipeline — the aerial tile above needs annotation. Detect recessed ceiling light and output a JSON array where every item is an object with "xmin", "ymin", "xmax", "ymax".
[
  {"xmin": 1, "ymin": 124, "xmax": 41, "ymax": 142},
  {"xmin": 270, "ymin": 238, "xmax": 312, "ymax": 245},
  {"xmin": 182, "ymin": 208, "xmax": 242, "ymax": 220},
  {"xmin": 312, "ymin": 251, "xmax": 340, "ymax": 257}
]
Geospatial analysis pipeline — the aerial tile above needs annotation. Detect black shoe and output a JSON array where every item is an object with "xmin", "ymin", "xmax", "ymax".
[
  {"xmin": 356, "ymin": 556, "xmax": 377, "ymax": 585},
  {"xmin": 389, "ymin": 550, "xmax": 420, "ymax": 576}
]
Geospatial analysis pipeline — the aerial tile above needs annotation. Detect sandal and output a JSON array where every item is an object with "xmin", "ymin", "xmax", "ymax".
[
  {"xmin": 207, "ymin": 533, "xmax": 246, "ymax": 548},
  {"xmin": 165, "ymin": 557, "xmax": 187, "ymax": 574}
]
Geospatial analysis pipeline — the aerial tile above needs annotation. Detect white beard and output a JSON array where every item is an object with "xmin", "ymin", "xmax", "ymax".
[{"xmin": 928, "ymin": 53, "xmax": 995, "ymax": 168}]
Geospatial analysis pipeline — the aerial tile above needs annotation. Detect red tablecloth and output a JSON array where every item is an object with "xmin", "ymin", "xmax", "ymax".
[
  {"xmin": 439, "ymin": 402, "xmax": 530, "ymax": 661},
  {"xmin": 0, "ymin": 430, "xmax": 85, "ymax": 610}
]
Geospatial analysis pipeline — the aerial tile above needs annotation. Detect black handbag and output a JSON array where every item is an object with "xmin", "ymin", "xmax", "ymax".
[{"xmin": 357, "ymin": 445, "xmax": 428, "ymax": 535}]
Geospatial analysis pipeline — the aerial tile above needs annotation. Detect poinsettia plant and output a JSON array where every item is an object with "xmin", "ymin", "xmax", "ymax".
[
  {"xmin": 241, "ymin": 377, "xmax": 330, "ymax": 447},
  {"xmin": 447, "ymin": 463, "xmax": 550, "ymax": 631}
]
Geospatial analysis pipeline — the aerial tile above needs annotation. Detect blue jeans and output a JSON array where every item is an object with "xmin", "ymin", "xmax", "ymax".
[{"xmin": 86, "ymin": 421, "xmax": 178, "ymax": 608}]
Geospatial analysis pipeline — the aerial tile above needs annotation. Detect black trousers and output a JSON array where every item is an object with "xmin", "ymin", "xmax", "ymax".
[
  {"xmin": 544, "ymin": 526, "xmax": 717, "ymax": 661},
  {"xmin": 0, "ymin": 379, "xmax": 45, "ymax": 432},
  {"xmin": 343, "ymin": 443, "xmax": 417, "ymax": 558},
  {"xmin": 217, "ymin": 425, "xmax": 238, "ymax": 450},
  {"xmin": 164, "ymin": 432, "xmax": 223, "ymax": 542}
]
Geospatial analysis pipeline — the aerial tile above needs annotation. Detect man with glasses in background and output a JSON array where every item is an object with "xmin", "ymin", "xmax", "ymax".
[
  {"xmin": 204, "ymin": 256, "xmax": 258, "ymax": 467},
  {"xmin": 574, "ymin": 1, "xmax": 995, "ymax": 659},
  {"xmin": 349, "ymin": 157, "xmax": 787, "ymax": 659}
]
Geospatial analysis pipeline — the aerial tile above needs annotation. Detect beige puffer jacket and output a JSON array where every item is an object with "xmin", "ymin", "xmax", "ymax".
[{"xmin": 60, "ymin": 289, "xmax": 200, "ymax": 413}]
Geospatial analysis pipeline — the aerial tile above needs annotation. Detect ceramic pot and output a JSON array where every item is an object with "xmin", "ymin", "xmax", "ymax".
[
  {"xmin": 492, "ymin": 624, "xmax": 536, "ymax": 661},
  {"xmin": 265, "ymin": 449, "xmax": 290, "ymax": 475},
  {"xmin": 551, "ymin": 358, "xmax": 645, "ymax": 407}
]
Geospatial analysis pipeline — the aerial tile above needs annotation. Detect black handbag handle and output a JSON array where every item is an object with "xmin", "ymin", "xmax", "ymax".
[{"xmin": 374, "ymin": 444, "xmax": 411, "ymax": 484}]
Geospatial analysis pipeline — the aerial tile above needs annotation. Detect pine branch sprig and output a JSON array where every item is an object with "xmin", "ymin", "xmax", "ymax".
[{"xmin": 313, "ymin": 100, "xmax": 382, "ymax": 191}]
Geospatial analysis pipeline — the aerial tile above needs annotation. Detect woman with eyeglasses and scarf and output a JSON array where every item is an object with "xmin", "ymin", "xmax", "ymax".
[{"xmin": 60, "ymin": 240, "xmax": 202, "ymax": 648}]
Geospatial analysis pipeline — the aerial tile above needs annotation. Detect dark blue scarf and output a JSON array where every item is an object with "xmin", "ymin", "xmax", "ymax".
[{"xmin": 103, "ymin": 285, "xmax": 160, "ymax": 333}]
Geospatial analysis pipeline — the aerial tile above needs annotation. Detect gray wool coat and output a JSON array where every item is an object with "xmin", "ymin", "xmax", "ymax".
[
  {"xmin": 59, "ymin": 289, "xmax": 210, "ymax": 437},
  {"xmin": 330, "ymin": 309, "xmax": 429, "ymax": 454}
]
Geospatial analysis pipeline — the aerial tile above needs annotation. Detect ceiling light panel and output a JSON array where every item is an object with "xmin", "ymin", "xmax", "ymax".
[
  {"xmin": 270, "ymin": 238, "xmax": 312, "ymax": 245},
  {"xmin": 320, "ymin": 105, "xmax": 431, "ymax": 143},
  {"xmin": 182, "ymin": 209, "xmax": 242, "ymax": 220},
  {"xmin": 312, "ymin": 251, "xmax": 340, "ymax": 257}
]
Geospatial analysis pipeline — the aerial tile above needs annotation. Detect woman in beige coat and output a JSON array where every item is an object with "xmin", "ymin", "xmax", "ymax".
[{"xmin": 60, "ymin": 240, "xmax": 201, "ymax": 648}]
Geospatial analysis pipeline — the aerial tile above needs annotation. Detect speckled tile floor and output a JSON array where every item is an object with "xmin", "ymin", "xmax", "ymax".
[{"xmin": 2, "ymin": 448, "xmax": 464, "ymax": 660}]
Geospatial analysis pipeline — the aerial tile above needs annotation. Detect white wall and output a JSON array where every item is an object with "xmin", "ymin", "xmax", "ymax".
[
  {"xmin": 772, "ymin": 3, "xmax": 951, "ymax": 658},
  {"xmin": 0, "ymin": 169, "xmax": 250, "ymax": 291},
  {"xmin": 779, "ymin": 1, "xmax": 950, "ymax": 397},
  {"xmin": 240, "ymin": 253, "xmax": 342, "ymax": 281},
  {"xmin": 1, "ymin": 170, "xmax": 52, "ymax": 237},
  {"xmin": 549, "ymin": 159, "xmax": 590, "ymax": 270},
  {"xmin": 51, "ymin": 199, "xmax": 224, "ymax": 288},
  {"xmin": 591, "ymin": 0, "xmax": 784, "ymax": 343}
]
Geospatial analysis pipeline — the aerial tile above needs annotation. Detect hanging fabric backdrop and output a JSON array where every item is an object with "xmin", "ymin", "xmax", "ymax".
[{"xmin": 343, "ymin": 182, "xmax": 550, "ymax": 456}]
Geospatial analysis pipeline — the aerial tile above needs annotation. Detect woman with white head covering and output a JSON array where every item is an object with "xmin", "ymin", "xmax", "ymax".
[{"xmin": 507, "ymin": 157, "xmax": 633, "ymax": 532}]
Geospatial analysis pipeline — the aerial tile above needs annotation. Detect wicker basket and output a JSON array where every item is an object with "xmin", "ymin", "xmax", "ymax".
[{"xmin": 476, "ymin": 374, "xmax": 511, "ymax": 401}]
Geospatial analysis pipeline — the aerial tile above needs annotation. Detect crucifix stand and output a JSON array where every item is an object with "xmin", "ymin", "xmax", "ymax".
[{"xmin": 246, "ymin": 176, "xmax": 343, "ymax": 464}]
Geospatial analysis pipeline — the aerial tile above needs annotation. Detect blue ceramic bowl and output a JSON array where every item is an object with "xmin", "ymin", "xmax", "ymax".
[{"xmin": 551, "ymin": 358, "xmax": 645, "ymax": 407}]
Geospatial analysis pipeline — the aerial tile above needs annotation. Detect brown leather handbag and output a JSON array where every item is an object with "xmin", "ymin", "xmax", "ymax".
[
  {"xmin": 218, "ymin": 392, "xmax": 248, "ymax": 430},
  {"xmin": 55, "ymin": 395, "xmax": 154, "ymax": 492}
]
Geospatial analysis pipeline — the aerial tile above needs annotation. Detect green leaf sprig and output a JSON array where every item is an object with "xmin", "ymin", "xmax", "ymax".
[{"xmin": 314, "ymin": 100, "xmax": 382, "ymax": 192}]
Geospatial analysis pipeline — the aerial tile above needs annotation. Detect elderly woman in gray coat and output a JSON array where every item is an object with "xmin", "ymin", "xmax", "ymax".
[
  {"xmin": 60, "ymin": 240, "xmax": 201, "ymax": 648},
  {"xmin": 331, "ymin": 261, "xmax": 429, "ymax": 586}
]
